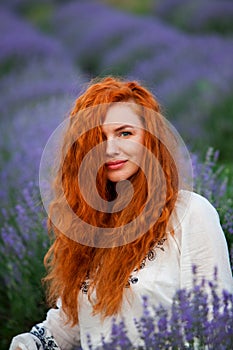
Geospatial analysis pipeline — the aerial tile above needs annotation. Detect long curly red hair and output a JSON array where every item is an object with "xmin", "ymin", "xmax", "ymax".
[{"xmin": 43, "ymin": 76, "xmax": 179, "ymax": 325}]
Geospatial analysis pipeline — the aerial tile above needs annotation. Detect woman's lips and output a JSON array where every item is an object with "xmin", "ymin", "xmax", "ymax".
[{"xmin": 106, "ymin": 160, "xmax": 127, "ymax": 170}]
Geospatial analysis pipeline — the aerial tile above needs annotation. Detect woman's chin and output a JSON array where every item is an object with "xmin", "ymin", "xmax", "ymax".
[{"xmin": 107, "ymin": 165, "xmax": 139, "ymax": 182}]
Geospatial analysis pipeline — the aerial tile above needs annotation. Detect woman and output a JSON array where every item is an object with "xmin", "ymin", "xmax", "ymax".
[{"xmin": 10, "ymin": 77, "xmax": 233, "ymax": 349}]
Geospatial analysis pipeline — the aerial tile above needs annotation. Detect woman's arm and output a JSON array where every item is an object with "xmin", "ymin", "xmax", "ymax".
[{"xmin": 9, "ymin": 302, "xmax": 80, "ymax": 350}]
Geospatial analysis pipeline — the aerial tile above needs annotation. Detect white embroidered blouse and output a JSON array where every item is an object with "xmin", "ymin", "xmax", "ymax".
[{"xmin": 9, "ymin": 192, "xmax": 233, "ymax": 350}]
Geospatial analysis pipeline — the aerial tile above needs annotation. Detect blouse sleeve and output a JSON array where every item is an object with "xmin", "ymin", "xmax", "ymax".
[
  {"xmin": 9, "ymin": 301, "xmax": 80, "ymax": 350},
  {"xmin": 180, "ymin": 192, "xmax": 233, "ymax": 293}
]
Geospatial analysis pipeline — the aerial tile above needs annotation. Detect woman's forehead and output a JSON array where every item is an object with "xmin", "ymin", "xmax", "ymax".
[{"xmin": 103, "ymin": 103, "xmax": 143, "ymax": 128}]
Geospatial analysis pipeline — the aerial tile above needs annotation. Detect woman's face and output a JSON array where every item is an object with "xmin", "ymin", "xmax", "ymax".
[{"xmin": 102, "ymin": 103, "xmax": 144, "ymax": 182}]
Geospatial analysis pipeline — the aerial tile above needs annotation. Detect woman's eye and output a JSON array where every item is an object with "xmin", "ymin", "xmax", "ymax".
[{"xmin": 120, "ymin": 131, "xmax": 132, "ymax": 137}]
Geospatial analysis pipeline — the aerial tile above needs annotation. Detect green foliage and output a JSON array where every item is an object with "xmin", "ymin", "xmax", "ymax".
[
  {"xmin": 101, "ymin": 0, "xmax": 154, "ymax": 15},
  {"xmin": 0, "ymin": 194, "xmax": 49, "ymax": 349},
  {"xmin": 23, "ymin": 3, "xmax": 55, "ymax": 33},
  {"xmin": 205, "ymin": 96, "xmax": 233, "ymax": 164}
]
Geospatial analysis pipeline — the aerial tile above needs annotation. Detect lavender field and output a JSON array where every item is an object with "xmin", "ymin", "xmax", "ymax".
[{"xmin": 0, "ymin": 0, "xmax": 233, "ymax": 348}]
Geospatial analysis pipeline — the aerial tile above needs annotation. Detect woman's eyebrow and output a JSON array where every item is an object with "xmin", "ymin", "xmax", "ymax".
[{"xmin": 114, "ymin": 125, "xmax": 135, "ymax": 132}]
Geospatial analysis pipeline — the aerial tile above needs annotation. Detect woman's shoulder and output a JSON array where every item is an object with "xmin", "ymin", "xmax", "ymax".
[
  {"xmin": 169, "ymin": 190, "xmax": 220, "ymax": 239},
  {"xmin": 176, "ymin": 190, "xmax": 218, "ymax": 219}
]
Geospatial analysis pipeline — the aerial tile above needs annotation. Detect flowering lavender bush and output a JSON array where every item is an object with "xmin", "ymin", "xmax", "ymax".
[
  {"xmin": 0, "ymin": 7, "xmax": 70, "ymax": 77},
  {"xmin": 0, "ymin": 183, "xmax": 48, "ymax": 349},
  {"xmin": 192, "ymin": 148, "xmax": 233, "ymax": 247},
  {"xmin": 0, "ymin": 8, "xmax": 83, "ymax": 343},
  {"xmin": 154, "ymin": 0, "xmax": 233, "ymax": 35},
  {"xmin": 93, "ymin": 271, "xmax": 233, "ymax": 349},
  {"xmin": 0, "ymin": 95, "xmax": 77, "ymax": 348},
  {"xmin": 0, "ymin": 7, "xmax": 82, "ymax": 114}
]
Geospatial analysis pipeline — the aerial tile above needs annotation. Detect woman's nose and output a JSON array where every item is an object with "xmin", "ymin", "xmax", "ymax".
[{"xmin": 106, "ymin": 138, "xmax": 120, "ymax": 157}]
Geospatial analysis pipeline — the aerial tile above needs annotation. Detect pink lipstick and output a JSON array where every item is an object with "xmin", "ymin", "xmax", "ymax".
[{"xmin": 106, "ymin": 160, "xmax": 127, "ymax": 170}]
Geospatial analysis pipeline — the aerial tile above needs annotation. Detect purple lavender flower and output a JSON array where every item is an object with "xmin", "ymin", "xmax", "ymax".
[
  {"xmin": 0, "ymin": 7, "xmax": 84, "ymax": 117},
  {"xmin": 95, "ymin": 319, "xmax": 133, "ymax": 349},
  {"xmin": 0, "ymin": 8, "xmax": 69, "ymax": 75},
  {"xmin": 154, "ymin": 0, "xmax": 233, "ymax": 34},
  {"xmin": 1, "ymin": 225, "xmax": 25, "ymax": 260},
  {"xmin": 0, "ymin": 94, "xmax": 80, "ymax": 202},
  {"xmin": 98, "ymin": 269, "xmax": 233, "ymax": 349},
  {"xmin": 0, "ymin": 58, "xmax": 81, "ymax": 115},
  {"xmin": 191, "ymin": 148, "xmax": 233, "ymax": 245}
]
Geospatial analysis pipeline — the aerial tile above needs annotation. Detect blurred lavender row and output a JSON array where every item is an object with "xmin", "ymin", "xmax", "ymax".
[
  {"xmin": 1, "ymin": 0, "xmax": 233, "ymax": 151},
  {"xmin": 0, "ymin": 5, "xmax": 84, "ymax": 192},
  {"xmin": 49, "ymin": 1, "xmax": 233, "ymax": 152},
  {"xmin": 154, "ymin": 0, "xmax": 233, "ymax": 34},
  {"xmin": 0, "ymin": 7, "xmax": 83, "ymax": 115},
  {"xmin": 0, "ymin": 5, "xmax": 84, "ymax": 345}
]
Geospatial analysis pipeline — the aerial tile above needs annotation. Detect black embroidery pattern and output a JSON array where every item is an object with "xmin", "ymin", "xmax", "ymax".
[
  {"xmin": 155, "ymin": 238, "xmax": 166, "ymax": 252},
  {"xmin": 81, "ymin": 279, "xmax": 90, "ymax": 294},
  {"xmin": 126, "ymin": 238, "xmax": 167, "ymax": 287},
  {"xmin": 30, "ymin": 324, "xmax": 59, "ymax": 350},
  {"xmin": 80, "ymin": 239, "xmax": 167, "ymax": 291},
  {"xmin": 125, "ymin": 275, "xmax": 139, "ymax": 288}
]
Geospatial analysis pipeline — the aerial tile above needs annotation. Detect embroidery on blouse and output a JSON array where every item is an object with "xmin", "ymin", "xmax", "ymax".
[
  {"xmin": 126, "ymin": 238, "xmax": 167, "ymax": 287},
  {"xmin": 80, "ymin": 238, "xmax": 167, "ymax": 292},
  {"xmin": 30, "ymin": 324, "xmax": 59, "ymax": 350},
  {"xmin": 81, "ymin": 279, "xmax": 90, "ymax": 294}
]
